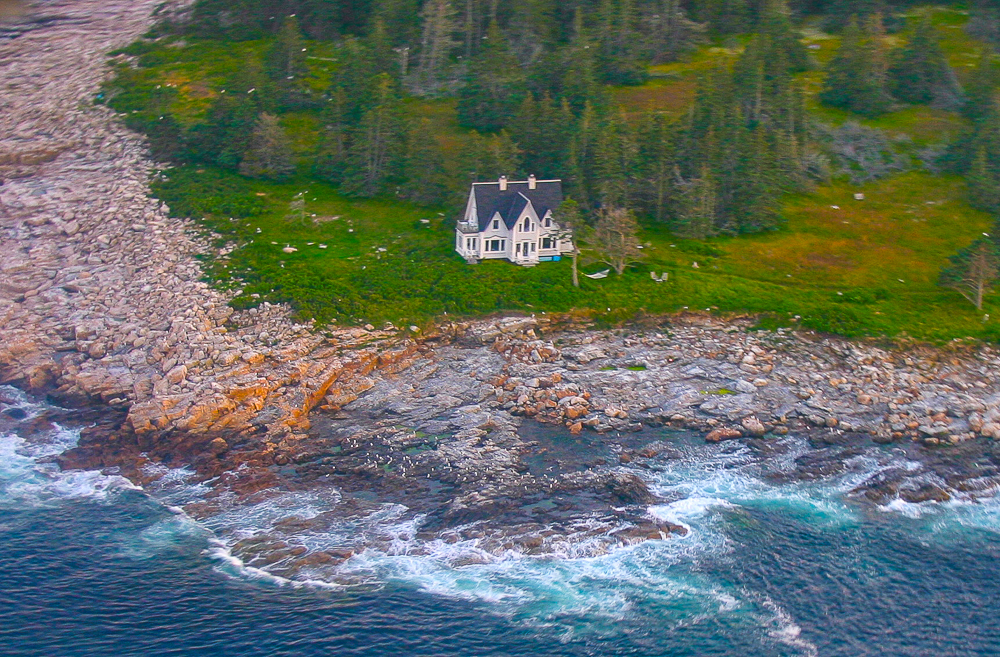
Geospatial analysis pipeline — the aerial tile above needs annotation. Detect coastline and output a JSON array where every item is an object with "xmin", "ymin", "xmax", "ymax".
[{"xmin": 2, "ymin": 0, "xmax": 1000, "ymax": 573}]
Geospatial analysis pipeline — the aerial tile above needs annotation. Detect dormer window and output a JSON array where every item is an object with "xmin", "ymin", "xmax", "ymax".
[
  {"xmin": 522, "ymin": 218, "xmax": 531, "ymax": 232},
  {"xmin": 544, "ymin": 217, "xmax": 551, "ymax": 228},
  {"xmin": 492, "ymin": 219, "xmax": 499, "ymax": 230}
]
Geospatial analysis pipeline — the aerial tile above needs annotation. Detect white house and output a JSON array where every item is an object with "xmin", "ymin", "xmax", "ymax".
[{"xmin": 455, "ymin": 175, "xmax": 572, "ymax": 266}]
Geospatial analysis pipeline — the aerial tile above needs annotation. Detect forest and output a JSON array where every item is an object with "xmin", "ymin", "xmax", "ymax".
[{"xmin": 102, "ymin": 0, "xmax": 1000, "ymax": 339}]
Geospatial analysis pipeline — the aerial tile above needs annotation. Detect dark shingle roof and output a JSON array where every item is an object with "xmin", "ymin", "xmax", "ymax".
[{"xmin": 472, "ymin": 180, "xmax": 562, "ymax": 231}]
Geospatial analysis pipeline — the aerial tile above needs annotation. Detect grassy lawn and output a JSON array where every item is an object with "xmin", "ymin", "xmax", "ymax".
[{"xmin": 116, "ymin": 11, "xmax": 1000, "ymax": 342}]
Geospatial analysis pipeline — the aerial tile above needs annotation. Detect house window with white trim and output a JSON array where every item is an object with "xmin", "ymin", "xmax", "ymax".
[
  {"xmin": 544, "ymin": 217, "xmax": 551, "ymax": 228},
  {"xmin": 522, "ymin": 218, "xmax": 531, "ymax": 232},
  {"xmin": 541, "ymin": 237, "xmax": 554, "ymax": 250},
  {"xmin": 492, "ymin": 219, "xmax": 499, "ymax": 230},
  {"xmin": 486, "ymin": 239, "xmax": 504, "ymax": 252}
]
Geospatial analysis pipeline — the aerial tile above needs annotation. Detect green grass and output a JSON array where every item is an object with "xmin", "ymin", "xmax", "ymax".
[{"xmin": 118, "ymin": 14, "xmax": 1000, "ymax": 343}]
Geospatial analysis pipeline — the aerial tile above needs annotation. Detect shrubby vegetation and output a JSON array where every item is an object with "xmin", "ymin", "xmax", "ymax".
[{"xmin": 102, "ymin": 0, "xmax": 1000, "ymax": 339}]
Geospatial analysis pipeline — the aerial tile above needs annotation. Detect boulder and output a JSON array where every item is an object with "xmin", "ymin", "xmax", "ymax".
[{"xmin": 705, "ymin": 427, "xmax": 743, "ymax": 442}]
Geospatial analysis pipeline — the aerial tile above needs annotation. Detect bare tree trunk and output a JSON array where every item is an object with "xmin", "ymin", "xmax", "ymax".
[{"xmin": 572, "ymin": 249, "xmax": 580, "ymax": 288}]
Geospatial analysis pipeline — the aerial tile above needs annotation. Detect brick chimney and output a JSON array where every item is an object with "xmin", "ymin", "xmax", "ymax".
[
  {"xmin": 528, "ymin": 174, "xmax": 537, "ymax": 190},
  {"xmin": 499, "ymin": 175, "xmax": 507, "ymax": 191}
]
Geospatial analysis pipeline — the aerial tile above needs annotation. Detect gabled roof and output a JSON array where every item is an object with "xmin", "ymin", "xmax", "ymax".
[{"xmin": 471, "ymin": 179, "xmax": 563, "ymax": 232}]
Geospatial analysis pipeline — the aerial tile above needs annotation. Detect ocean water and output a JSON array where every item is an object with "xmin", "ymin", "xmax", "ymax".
[{"xmin": 2, "ymin": 387, "xmax": 1000, "ymax": 656}]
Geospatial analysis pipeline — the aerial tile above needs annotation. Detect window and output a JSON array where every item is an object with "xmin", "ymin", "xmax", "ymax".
[
  {"xmin": 486, "ymin": 239, "xmax": 504, "ymax": 252},
  {"xmin": 530, "ymin": 242, "xmax": 536, "ymax": 252},
  {"xmin": 492, "ymin": 219, "xmax": 499, "ymax": 230},
  {"xmin": 522, "ymin": 218, "xmax": 531, "ymax": 232},
  {"xmin": 541, "ymin": 237, "xmax": 554, "ymax": 250},
  {"xmin": 466, "ymin": 238, "xmax": 477, "ymax": 251},
  {"xmin": 544, "ymin": 217, "xmax": 551, "ymax": 228}
]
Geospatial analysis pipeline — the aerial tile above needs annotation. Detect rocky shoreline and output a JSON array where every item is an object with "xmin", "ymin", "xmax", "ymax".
[{"xmin": 3, "ymin": 0, "xmax": 1000, "ymax": 578}]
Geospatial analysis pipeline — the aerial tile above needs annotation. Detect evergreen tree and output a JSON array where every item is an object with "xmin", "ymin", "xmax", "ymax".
[
  {"xmin": 820, "ymin": 15, "xmax": 891, "ymax": 116},
  {"xmin": 415, "ymin": 0, "xmax": 459, "ymax": 94},
  {"xmin": 456, "ymin": 22, "xmax": 527, "ymax": 131},
  {"xmin": 688, "ymin": 0, "xmax": 752, "ymax": 35},
  {"xmin": 314, "ymin": 87, "xmax": 349, "ymax": 185},
  {"xmin": 331, "ymin": 38, "xmax": 380, "ymax": 123},
  {"xmin": 341, "ymin": 74, "xmax": 405, "ymax": 196},
  {"xmin": 596, "ymin": 0, "xmax": 648, "ymax": 85},
  {"xmin": 889, "ymin": 14, "xmax": 960, "ymax": 108},
  {"xmin": 507, "ymin": 0, "xmax": 559, "ymax": 63},
  {"xmin": 195, "ymin": 63, "xmax": 275, "ymax": 170},
  {"xmin": 366, "ymin": 17, "xmax": 403, "ymax": 79},
  {"xmin": 673, "ymin": 164, "xmax": 718, "ymax": 238},
  {"xmin": 593, "ymin": 111, "xmax": 638, "ymax": 208},
  {"xmin": 373, "ymin": 0, "xmax": 422, "ymax": 48},
  {"xmin": 968, "ymin": 0, "xmax": 1000, "ymax": 47},
  {"xmin": 962, "ymin": 52, "xmax": 1000, "ymax": 123},
  {"xmin": 266, "ymin": 16, "xmax": 308, "ymax": 81},
  {"xmin": 458, "ymin": 129, "xmax": 524, "ymax": 184},
  {"xmin": 633, "ymin": 113, "xmax": 677, "ymax": 222},
  {"xmin": 509, "ymin": 93, "xmax": 574, "ymax": 178},
  {"xmin": 732, "ymin": 126, "xmax": 782, "ymax": 232},
  {"xmin": 265, "ymin": 16, "xmax": 312, "ymax": 109},
  {"xmin": 758, "ymin": 0, "xmax": 809, "ymax": 73},
  {"xmin": 400, "ymin": 119, "xmax": 449, "ymax": 204},
  {"xmin": 651, "ymin": 0, "xmax": 706, "ymax": 64},
  {"xmin": 239, "ymin": 113, "xmax": 295, "ymax": 180},
  {"xmin": 823, "ymin": 0, "xmax": 889, "ymax": 33},
  {"xmin": 969, "ymin": 144, "xmax": 1000, "ymax": 215},
  {"xmin": 945, "ymin": 100, "xmax": 1000, "ymax": 214}
]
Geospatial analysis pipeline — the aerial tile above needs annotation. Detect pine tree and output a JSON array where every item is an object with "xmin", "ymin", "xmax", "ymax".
[
  {"xmin": 758, "ymin": 0, "xmax": 809, "ymax": 73},
  {"xmin": 314, "ymin": 87, "xmax": 349, "ymax": 185},
  {"xmin": 194, "ymin": 62, "xmax": 275, "ymax": 170},
  {"xmin": 266, "ymin": 16, "xmax": 308, "ymax": 81},
  {"xmin": 265, "ymin": 16, "xmax": 311, "ymax": 109},
  {"xmin": 962, "ymin": 53, "xmax": 1000, "ymax": 123},
  {"xmin": 239, "ymin": 113, "xmax": 295, "ymax": 180},
  {"xmin": 940, "ymin": 238, "xmax": 1000, "ymax": 310},
  {"xmin": 968, "ymin": 136, "xmax": 1000, "ymax": 215},
  {"xmin": 459, "ymin": 129, "xmax": 523, "ymax": 183},
  {"xmin": 889, "ymin": 14, "xmax": 960, "ymax": 108},
  {"xmin": 652, "ymin": 0, "xmax": 706, "ymax": 64},
  {"xmin": 596, "ymin": 0, "xmax": 648, "ymax": 85},
  {"xmin": 341, "ymin": 75, "xmax": 405, "ymax": 197},
  {"xmin": 820, "ymin": 15, "xmax": 891, "ymax": 117},
  {"xmin": 593, "ymin": 112, "xmax": 638, "ymax": 208},
  {"xmin": 373, "ymin": 0, "xmax": 422, "ymax": 48},
  {"xmin": 415, "ymin": 0, "xmax": 459, "ymax": 94},
  {"xmin": 400, "ymin": 119, "xmax": 449, "ymax": 205},
  {"xmin": 554, "ymin": 10, "xmax": 605, "ymax": 112},
  {"xmin": 688, "ymin": 0, "xmax": 751, "ymax": 35},
  {"xmin": 456, "ymin": 22, "xmax": 527, "ymax": 132},
  {"xmin": 732, "ymin": 126, "xmax": 782, "ymax": 233},
  {"xmin": 634, "ymin": 114, "xmax": 677, "ymax": 222},
  {"xmin": 507, "ymin": 0, "xmax": 559, "ymax": 62},
  {"xmin": 673, "ymin": 164, "xmax": 718, "ymax": 238}
]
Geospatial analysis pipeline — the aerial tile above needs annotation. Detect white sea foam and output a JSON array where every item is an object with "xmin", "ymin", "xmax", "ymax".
[
  {"xmin": 758, "ymin": 592, "xmax": 819, "ymax": 657},
  {"xmin": 0, "ymin": 425, "xmax": 138, "ymax": 508}
]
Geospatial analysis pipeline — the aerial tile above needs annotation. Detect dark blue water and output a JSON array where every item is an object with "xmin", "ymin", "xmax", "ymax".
[{"xmin": 3, "ymin": 390, "xmax": 1000, "ymax": 656}]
